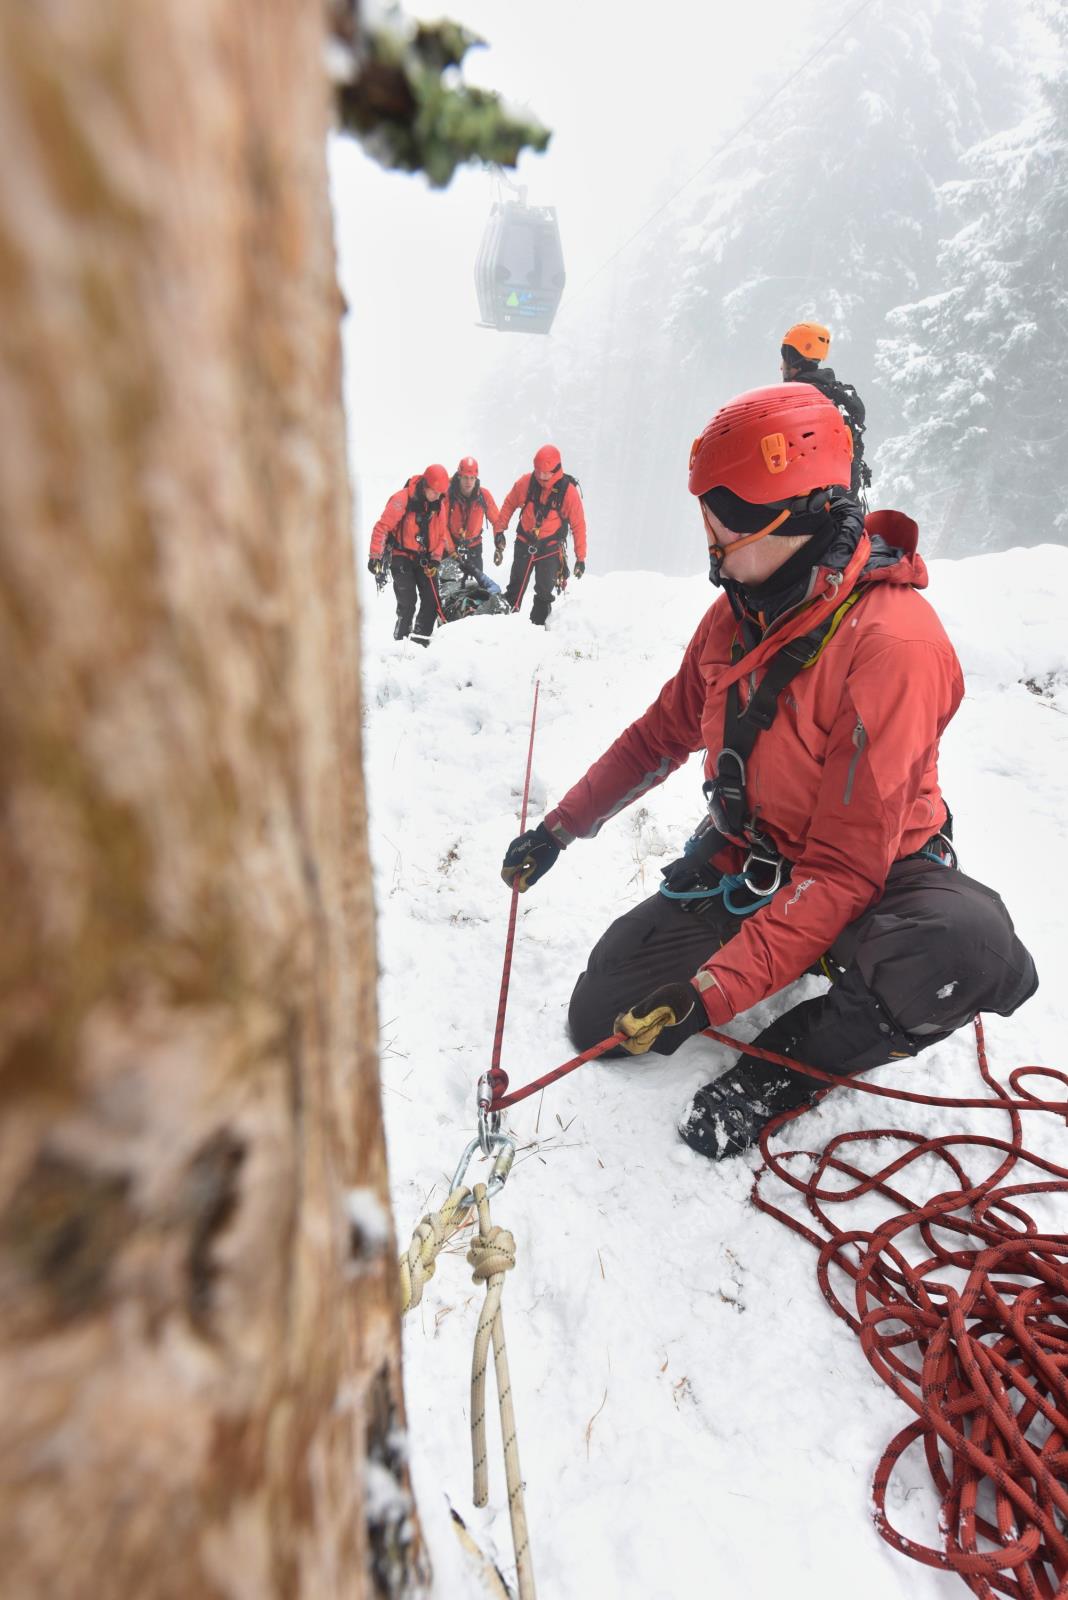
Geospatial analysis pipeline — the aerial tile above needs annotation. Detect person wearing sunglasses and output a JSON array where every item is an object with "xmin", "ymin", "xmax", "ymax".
[{"xmin": 500, "ymin": 386, "xmax": 1036, "ymax": 1159}]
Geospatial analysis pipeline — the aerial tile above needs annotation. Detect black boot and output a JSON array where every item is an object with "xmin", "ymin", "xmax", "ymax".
[
  {"xmin": 394, "ymin": 618, "xmax": 411, "ymax": 640},
  {"xmin": 678, "ymin": 1055, "xmax": 815, "ymax": 1160}
]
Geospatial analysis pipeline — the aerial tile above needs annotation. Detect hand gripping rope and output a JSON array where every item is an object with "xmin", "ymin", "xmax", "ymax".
[
  {"xmin": 396, "ymin": 682, "xmax": 543, "ymax": 1600},
  {"xmin": 485, "ymin": 1016, "xmax": 1068, "ymax": 1597}
]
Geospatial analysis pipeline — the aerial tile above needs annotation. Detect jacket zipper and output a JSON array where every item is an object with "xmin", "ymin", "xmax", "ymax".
[{"xmin": 843, "ymin": 716, "xmax": 866, "ymax": 805}]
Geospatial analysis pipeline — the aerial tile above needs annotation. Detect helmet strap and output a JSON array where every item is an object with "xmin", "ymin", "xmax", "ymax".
[{"xmin": 703, "ymin": 505, "xmax": 791, "ymax": 567}]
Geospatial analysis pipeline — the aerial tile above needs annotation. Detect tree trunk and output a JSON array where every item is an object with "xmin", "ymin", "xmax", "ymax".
[{"xmin": 0, "ymin": 3, "xmax": 424, "ymax": 1595}]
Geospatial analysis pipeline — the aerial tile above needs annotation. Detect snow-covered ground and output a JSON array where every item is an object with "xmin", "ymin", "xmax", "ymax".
[{"xmin": 361, "ymin": 546, "xmax": 1068, "ymax": 1599}]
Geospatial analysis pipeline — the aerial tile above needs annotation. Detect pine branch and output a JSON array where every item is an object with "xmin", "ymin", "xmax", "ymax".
[{"xmin": 329, "ymin": 3, "xmax": 550, "ymax": 187}]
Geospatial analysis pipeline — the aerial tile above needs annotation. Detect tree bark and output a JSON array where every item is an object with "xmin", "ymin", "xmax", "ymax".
[{"xmin": 0, "ymin": 3, "xmax": 423, "ymax": 1595}]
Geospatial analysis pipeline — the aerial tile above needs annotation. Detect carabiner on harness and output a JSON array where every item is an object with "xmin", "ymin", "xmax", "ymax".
[
  {"xmin": 703, "ymin": 752, "xmax": 748, "ymax": 846},
  {"xmin": 741, "ymin": 844, "xmax": 787, "ymax": 897}
]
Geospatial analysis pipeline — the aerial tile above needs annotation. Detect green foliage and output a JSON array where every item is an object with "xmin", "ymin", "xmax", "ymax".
[{"xmin": 331, "ymin": 7, "xmax": 550, "ymax": 187}]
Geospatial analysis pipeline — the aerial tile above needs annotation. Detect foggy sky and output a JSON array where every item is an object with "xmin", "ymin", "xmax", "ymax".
[
  {"xmin": 332, "ymin": 0, "xmax": 1051, "ymax": 567},
  {"xmin": 332, "ymin": 0, "xmax": 825, "ymax": 540}
]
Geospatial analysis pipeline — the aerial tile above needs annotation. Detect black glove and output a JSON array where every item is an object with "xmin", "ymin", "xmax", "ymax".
[
  {"xmin": 368, "ymin": 556, "xmax": 388, "ymax": 591},
  {"xmin": 501, "ymin": 822, "xmax": 561, "ymax": 892},
  {"xmin": 614, "ymin": 982, "xmax": 697, "ymax": 1055},
  {"xmin": 573, "ymin": 560, "xmax": 585, "ymax": 579},
  {"xmin": 493, "ymin": 533, "xmax": 506, "ymax": 567}
]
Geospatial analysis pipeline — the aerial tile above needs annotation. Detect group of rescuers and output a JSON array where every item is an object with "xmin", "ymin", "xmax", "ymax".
[
  {"xmin": 381, "ymin": 321, "xmax": 1041, "ymax": 1160},
  {"xmin": 367, "ymin": 444, "xmax": 586, "ymax": 644}
]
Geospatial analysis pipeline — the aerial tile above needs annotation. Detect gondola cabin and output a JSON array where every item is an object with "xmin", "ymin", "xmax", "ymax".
[{"xmin": 475, "ymin": 199, "xmax": 565, "ymax": 335}]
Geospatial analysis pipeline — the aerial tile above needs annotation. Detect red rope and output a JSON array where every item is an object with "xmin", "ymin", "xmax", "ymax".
[
  {"xmin": 745, "ymin": 1018, "xmax": 1068, "ymax": 1597},
  {"xmin": 490, "ymin": 1018, "xmax": 1068, "ymax": 1594},
  {"xmin": 488, "ymin": 1031, "xmax": 625, "ymax": 1110},
  {"xmin": 489, "ymin": 681, "xmax": 540, "ymax": 1082}
]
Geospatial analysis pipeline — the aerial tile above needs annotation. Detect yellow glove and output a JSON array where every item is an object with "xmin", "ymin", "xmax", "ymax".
[{"xmin": 614, "ymin": 982, "xmax": 697, "ymax": 1055}]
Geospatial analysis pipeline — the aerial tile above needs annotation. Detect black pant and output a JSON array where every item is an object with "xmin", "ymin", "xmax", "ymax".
[
  {"xmin": 505, "ymin": 539, "xmax": 562, "ymax": 625},
  {"xmin": 392, "ymin": 556, "xmax": 441, "ymax": 642},
  {"xmin": 568, "ymin": 857, "xmax": 1037, "ymax": 1085}
]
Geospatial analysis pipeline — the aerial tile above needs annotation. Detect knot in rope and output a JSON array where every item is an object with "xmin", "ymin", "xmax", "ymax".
[
  {"xmin": 467, "ymin": 1224, "xmax": 516, "ymax": 1284},
  {"xmin": 398, "ymin": 1187, "xmax": 472, "ymax": 1315}
]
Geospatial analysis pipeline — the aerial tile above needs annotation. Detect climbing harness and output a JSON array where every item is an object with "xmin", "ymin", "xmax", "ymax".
[
  {"xmin": 658, "ymin": 588, "xmax": 868, "ymax": 916},
  {"xmin": 508, "ymin": 476, "xmax": 580, "ymax": 612}
]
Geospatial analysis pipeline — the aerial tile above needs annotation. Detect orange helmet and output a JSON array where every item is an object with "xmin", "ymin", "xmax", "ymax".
[
  {"xmin": 533, "ymin": 444, "xmax": 561, "ymax": 475},
  {"xmin": 688, "ymin": 385, "xmax": 852, "ymax": 506},
  {"xmin": 458, "ymin": 456, "xmax": 479, "ymax": 476},
  {"xmin": 782, "ymin": 321, "xmax": 831, "ymax": 363},
  {"xmin": 423, "ymin": 464, "xmax": 449, "ymax": 493}
]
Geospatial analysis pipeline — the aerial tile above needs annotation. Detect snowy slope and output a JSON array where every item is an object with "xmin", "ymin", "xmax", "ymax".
[{"xmin": 361, "ymin": 547, "xmax": 1068, "ymax": 1599}]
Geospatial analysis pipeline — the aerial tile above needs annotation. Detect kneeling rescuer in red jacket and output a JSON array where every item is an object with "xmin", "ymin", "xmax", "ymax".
[{"xmin": 501, "ymin": 385, "xmax": 1037, "ymax": 1159}]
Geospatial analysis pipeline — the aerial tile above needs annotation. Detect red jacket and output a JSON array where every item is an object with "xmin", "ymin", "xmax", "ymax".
[
  {"xmin": 446, "ymin": 480, "xmax": 501, "ymax": 553},
  {"xmin": 369, "ymin": 476, "xmax": 448, "ymax": 561},
  {"xmin": 494, "ymin": 468, "xmax": 587, "ymax": 562},
  {"xmin": 544, "ymin": 511, "xmax": 962, "ymax": 1025}
]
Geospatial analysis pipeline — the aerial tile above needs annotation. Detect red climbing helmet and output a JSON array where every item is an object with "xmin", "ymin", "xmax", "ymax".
[
  {"xmin": 533, "ymin": 444, "xmax": 561, "ymax": 476},
  {"xmin": 458, "ymin": 456, "xmax": 479, "ymax": 476},
  {"xmin": 688, "ymin": 385, "xmax": 852, "ymax": 506},
  {"xmin": 422, "ymin": 463, "xmax": 450, "ymax": 493}
]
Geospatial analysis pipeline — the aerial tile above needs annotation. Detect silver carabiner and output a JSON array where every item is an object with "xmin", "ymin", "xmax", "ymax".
[
  {"xmin": 476, "ymin": 1072, "xmax": 502, "ymax": 1154},
  {"xmin": 448, "ymin": 1133, "xmax": 516, "ymax": 1201},
  {"xmin": 741, "ymin": 847, "xmax": 786, "ymax": 897}
]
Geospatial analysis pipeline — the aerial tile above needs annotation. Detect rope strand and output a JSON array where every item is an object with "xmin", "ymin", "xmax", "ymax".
[{"xmin": 490, "ymin": 680, "xmax": 540, "ymax": 1077}]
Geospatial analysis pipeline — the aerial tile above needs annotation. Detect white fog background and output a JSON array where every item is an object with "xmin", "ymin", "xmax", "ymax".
[{"xmin": 332, "ymin": 0, "xmax": 1066, "ymax": 573}]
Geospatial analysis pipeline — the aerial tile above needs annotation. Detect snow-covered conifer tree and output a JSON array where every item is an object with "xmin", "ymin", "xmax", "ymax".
[{"xmin": 876, "ymin": 2, "xmax": 1068, "ymax": 554}]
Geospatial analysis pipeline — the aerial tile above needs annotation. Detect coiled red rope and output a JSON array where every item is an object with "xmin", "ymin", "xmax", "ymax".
[
  {"xmin": 490, "ymin": 1020, "xmax": 1068, "ymax": 1595},
  {"xmin": 741, "ymin": 1017, "xmax": 1068, "ymax": 1598}
]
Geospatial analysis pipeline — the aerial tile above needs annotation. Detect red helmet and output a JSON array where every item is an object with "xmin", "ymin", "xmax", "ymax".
[
  {"xmin": 423, "ymin": 463, "xmax": 449, "ymax": 493},
  {"xmin": 533, "ymin": 444, "xmax": 561, "ymax": 475},
  {"xmin": 688, "ymin": 385, "xmax": 852, "ymax": 505},
  {"xmin": 458, "ymin": 456, "xmax": 478, "ymax": 476}
]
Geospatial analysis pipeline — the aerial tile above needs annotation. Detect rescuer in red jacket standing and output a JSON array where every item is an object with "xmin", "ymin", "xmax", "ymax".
[
  {"xmin": 446, "ymin": 456, "xmax": 500, "ymax": 576},
  {"xmin": 368, "ymin": 464, "xmax": 449, "ymax": 646},
  {"xmin": 500, "ymin": 387, "xmax": 1037, "ymax": 1158},
  {"xmin": 493, "ymin": 444, "xmax": 587, "ymax": 626}
]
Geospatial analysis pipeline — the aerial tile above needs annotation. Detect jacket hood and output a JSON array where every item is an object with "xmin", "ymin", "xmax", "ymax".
[{"xmin": 860, "ymin": 508, "xmax": 927, "ymax": 587}]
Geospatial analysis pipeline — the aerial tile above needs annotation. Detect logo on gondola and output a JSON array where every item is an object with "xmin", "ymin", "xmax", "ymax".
[{"xmin": 504, "ymin": 290, "xmax": 538, "ymax": 315}]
